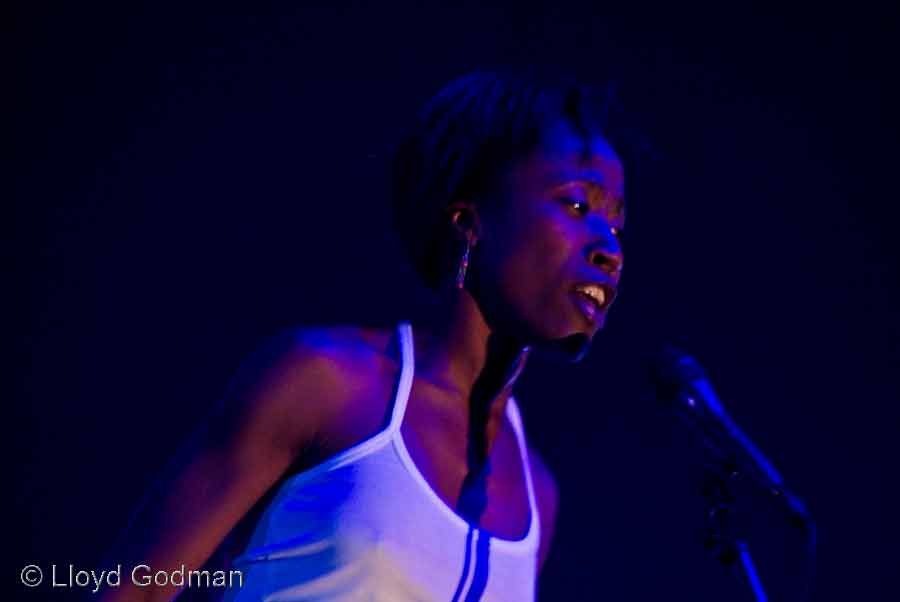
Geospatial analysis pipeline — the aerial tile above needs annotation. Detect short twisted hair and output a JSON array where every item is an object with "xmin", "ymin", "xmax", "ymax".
[{"xmin": 392, "ymin": 70, "xmax": 627, "ymax": 288}]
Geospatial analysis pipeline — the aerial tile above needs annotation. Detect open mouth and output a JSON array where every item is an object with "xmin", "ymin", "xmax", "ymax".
[{"xmin": 571, "ymin": 282, "xmax": 614, "ymax": 323}]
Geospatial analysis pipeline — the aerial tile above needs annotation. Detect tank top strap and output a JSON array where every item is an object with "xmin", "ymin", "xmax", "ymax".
[
  {"xmin": 505, "ymin": 396, "xmax": 541, "ymax": 545},
  {"xmin": 385, "ymin": 321, "xmax": 415, "ymax": 436},
  {"xmin": 385, "ymin": 323, "xmax": 541, "ymax": 547}
]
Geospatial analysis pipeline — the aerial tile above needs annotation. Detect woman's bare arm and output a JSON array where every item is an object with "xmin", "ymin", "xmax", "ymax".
[{"xmin": 95, "ymin": 329, "xmax": 354, "ymax": 602}]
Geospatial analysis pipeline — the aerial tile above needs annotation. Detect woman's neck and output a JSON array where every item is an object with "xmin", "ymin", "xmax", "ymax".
[{"xmin": 412, "ymin": 289, "xmax": 531, "ymax": 451}]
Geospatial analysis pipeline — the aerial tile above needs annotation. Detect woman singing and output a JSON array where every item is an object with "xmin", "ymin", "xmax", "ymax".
[{"xmin": 97, "ymin": 71, "xmax": 626, "ymax": 602}]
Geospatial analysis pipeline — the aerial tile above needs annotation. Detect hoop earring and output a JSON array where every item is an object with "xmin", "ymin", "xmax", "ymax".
[{"xmin": 455, "ymin": 235, "xmax": 472, "ymax": 290}]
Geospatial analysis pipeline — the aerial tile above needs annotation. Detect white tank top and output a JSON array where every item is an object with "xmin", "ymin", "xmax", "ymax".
[{"xmin": 223, "ymin": 322, "xmax": 540, "ymax": 601}]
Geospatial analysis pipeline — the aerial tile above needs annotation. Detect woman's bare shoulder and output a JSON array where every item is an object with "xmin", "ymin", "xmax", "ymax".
[
  {"xmin": 277, "ymin": 323, "xmax": 399, "ymax": 384},
  {"xmin": 224, "ymin": 324, "xmax": 400, "ymax": 446}
]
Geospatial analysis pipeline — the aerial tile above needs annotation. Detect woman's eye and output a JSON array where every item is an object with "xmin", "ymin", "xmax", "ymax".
[{"xmin": 562, "ymin": 197, "xmax": 589, "ymax": 216}]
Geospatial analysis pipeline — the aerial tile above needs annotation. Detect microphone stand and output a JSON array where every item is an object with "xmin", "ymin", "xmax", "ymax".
[
  {"xmin": 701, "ymin": 464, "xmax": 770, "ymax": 601},
  {"xmin": 681, "ymin": 396, "xmax": 818, "ymax": 602},
  {"xmin": 650, "ymin": 349, "xmax": 818, "ymax": 600}
]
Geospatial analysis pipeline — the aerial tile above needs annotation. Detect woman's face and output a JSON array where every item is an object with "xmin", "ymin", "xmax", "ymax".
[{"xmin": 470, "ymin": 120, "xmax": 625, "ymax": 352}]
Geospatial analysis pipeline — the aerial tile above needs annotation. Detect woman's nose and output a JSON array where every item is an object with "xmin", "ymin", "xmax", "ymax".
[{"xmin": 585, "ymin": 226, "xmax": 623, "ymax": 275}]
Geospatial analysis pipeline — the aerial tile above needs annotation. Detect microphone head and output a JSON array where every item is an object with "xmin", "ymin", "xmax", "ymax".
[{"xmin": 648, "ymin": 345, "xmax": 707, "ymax": 403}]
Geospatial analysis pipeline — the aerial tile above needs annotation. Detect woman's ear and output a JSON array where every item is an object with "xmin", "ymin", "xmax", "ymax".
[{"xmin": 446, "ymin": 201, "xmax": 482, "ymax": 246}]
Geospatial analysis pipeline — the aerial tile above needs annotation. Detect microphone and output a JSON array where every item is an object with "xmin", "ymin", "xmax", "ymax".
[{"xmin": 648, "ymin": 347, "xmax": 812, "ymax": 532}]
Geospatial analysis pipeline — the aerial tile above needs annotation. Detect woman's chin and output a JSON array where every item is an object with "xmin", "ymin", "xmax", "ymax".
[{"xmin": 538, "ymin": 332, "xmax": 593, "ymax": 363}]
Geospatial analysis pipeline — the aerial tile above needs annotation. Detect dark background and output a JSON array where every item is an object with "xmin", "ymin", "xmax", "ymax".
[{"xmin": 13, "ymin": 2, "xmax": 899, "ymax": 600}]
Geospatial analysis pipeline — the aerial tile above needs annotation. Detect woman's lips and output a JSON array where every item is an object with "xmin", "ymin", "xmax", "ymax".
[
  {"xmin": 573, "ymin": 283, "xmax": 608, "ymax": 308},
  {"xmin": 572, "ymin": 290, "xmax": 602, "ymax": 323}
]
